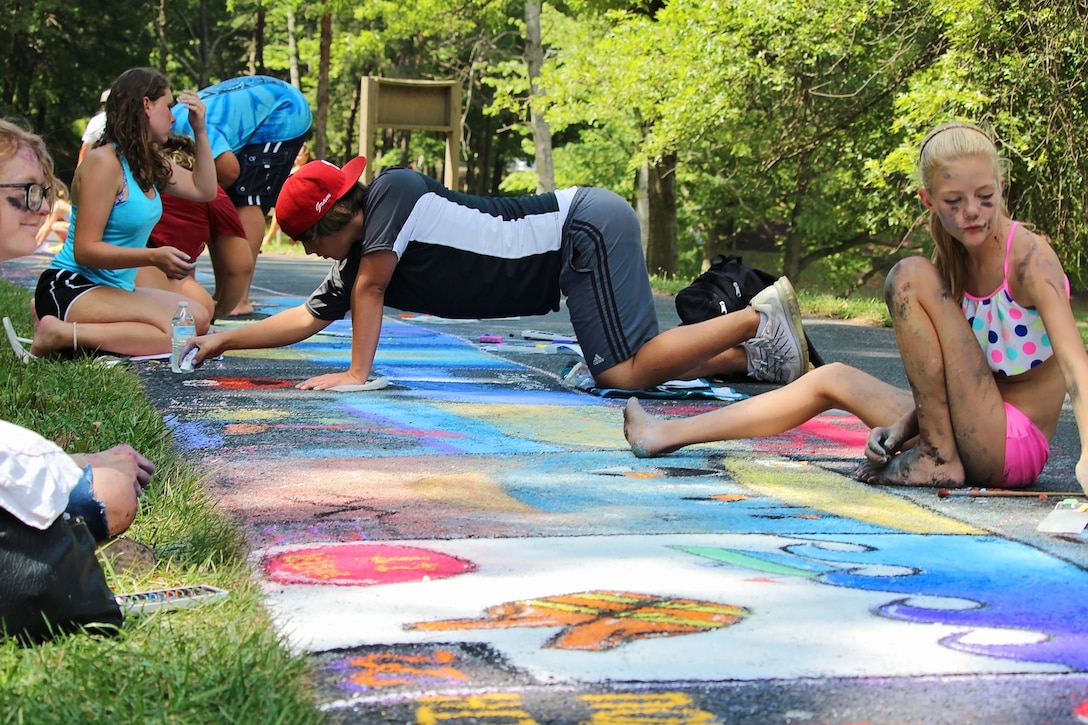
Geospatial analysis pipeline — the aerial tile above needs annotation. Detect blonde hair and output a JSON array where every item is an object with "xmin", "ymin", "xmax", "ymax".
[
  {"xmin": 917, "ymin": 122, "xmax": 1008, "ymax": 300},
  {"xmin": 0, "ymin": 118, "xmax": 57, "ymax": 195}
]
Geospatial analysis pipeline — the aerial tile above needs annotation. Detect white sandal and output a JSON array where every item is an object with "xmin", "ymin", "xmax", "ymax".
[{"xmin": 3, "ymin": 317, "xmax": 35, "ymax": 363}]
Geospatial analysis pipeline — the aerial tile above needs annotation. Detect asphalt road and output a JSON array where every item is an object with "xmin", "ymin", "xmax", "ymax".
[
  {"xmin": 160, "ymin": 252, "xmax": 1086, "ymax": 725},
  {"xmin": 237, "ymin": 254, "xmax": 1088, "ymax": 564}
]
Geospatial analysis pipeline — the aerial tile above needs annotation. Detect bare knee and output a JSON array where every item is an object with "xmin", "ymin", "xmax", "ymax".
[
  {"xmin": 808, "ymin": 361, "xmax": 856, "ymax": 395},
  {"xmin": 188, "ymin": 300, "xmax": 213, "ymax": 335},
  {"xmin": 884, "ymin": 256, "xmax": 942, "ymax": 303}
]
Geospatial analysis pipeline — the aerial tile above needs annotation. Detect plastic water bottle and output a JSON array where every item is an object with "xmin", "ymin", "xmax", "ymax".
[{"xmin": 170, "ymin": 301, "xmax": 196, "ymax": 373}]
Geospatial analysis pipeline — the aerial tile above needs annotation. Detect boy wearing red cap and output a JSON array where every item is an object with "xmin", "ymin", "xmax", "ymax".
[{"xmin": 184, "ymin": 161, "xmax": 809, "ymax": 391}]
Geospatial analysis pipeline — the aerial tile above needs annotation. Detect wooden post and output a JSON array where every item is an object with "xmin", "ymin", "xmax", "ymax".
[{"xmin": 358, "ymin": 77, "xmax": 462, "ymax": 189}]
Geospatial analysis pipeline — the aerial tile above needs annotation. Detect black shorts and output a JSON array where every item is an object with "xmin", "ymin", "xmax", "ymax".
[
  {"xmin": 35, "ymin": 269, "xmax": 100, "ymax": 321},
  {"xmin": 226, "ymin": 133, "xmax": 309, "ymax": 213}
]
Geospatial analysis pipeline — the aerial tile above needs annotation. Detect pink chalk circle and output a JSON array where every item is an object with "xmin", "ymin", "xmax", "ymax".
[{"xmin": 264, "ymin": 543, "xmax": 475, "ymax": 586}]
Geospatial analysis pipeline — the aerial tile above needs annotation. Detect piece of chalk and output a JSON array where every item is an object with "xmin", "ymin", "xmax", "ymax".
[
  {"xmin": 480, "ymin": 335, "xmax": 504, "ymax": 344},
  {"xmin": 179, "ymin": 347, "xmax": 198, "ymax": 372}
]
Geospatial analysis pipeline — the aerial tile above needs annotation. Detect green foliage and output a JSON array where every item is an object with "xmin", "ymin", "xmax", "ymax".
[{"xmin": 0, "ymin": 0, "xmax": 155, "ymax": 179}]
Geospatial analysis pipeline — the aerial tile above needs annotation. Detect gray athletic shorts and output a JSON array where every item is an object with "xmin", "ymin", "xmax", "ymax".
[{"xmin": 560, "ymin": 187, "xmax": 658, "ymax": 376}]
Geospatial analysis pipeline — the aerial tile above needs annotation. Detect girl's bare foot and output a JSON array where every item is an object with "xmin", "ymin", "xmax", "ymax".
[
  {"xmin": 227, "ymin": 301, "xmax": 255, "ymax": 317},
  {"xmin": 29, "ymin": 315, "xmax": 74, "ymax": 357},
  {"xmin": 624, "ymin": 397, "xmax": 680, "ymax": 459},
  {"xmin": 855, "ymin": 444, "xmax": 965, "ymax": 488}
]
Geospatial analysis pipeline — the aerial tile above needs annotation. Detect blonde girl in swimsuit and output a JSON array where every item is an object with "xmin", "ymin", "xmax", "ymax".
[{"xmin": 624, "ymin": 122, "xmax": 1088, "ymax": 494}]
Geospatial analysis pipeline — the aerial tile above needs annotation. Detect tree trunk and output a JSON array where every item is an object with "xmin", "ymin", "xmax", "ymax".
[
  {"xmin": 287, "ymin": 7, "xmax": 300, "ymax": 89},
  {"xmin": 248, "ymin": 5, "xmax": 266, "ymax": 76},
  {"xmin": 636, "ymin": 162, "xmax": 650, "ymax": 257},
  {"xmin": 782, "ymin": 169, "xmax": 809, "ymax": 280},
  {"xmin": 156, "ymin": 0, "xmax": 169, "ymax": 72},
  {"xmin": 645, "ymin": 153, "xmax": 678, "ymax": 277},
  {"xmin": 314, "ymin": 9, "xmax": 332, "ymax": 159},
  {"xmin": 524, "ymin": 0, "xmax": 555, "ymax": 193},
  {"xmin": 342, "ymin": 82, "xmax": 359, "ymax": 163}
]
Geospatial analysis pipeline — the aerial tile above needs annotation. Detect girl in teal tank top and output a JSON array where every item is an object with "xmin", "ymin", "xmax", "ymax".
[
  {"xmin": 25, "ymin": 67, "xmax": 220, "ymax": 358},
  {"xmin": 50, "ymin": 149, "xmax": 161, "ymax": 292}
]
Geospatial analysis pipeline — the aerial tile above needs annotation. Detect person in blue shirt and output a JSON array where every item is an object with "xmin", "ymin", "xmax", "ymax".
[{"xmin": 171, "ymin": 76, "xmax": 313, "ymax": 317}]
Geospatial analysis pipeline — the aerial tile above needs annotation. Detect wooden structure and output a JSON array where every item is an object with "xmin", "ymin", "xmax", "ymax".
[{"xmin": 359, "ymin": 77, "xmax": 462, "ymax": 189}]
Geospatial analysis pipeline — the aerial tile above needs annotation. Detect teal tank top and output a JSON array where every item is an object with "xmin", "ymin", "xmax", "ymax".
[{"xmin": 51, "ymin": 150, "xmax": 162, "ymax": 291}]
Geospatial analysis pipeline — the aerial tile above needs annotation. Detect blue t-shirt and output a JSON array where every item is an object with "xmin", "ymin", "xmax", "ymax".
[
  {"xmin": 51, "ymin": 153, "xmax": 161, "ymax": 291},
  {"xmin": 171, "ymin": 76, "xmax": 312, "ymax": 158}
]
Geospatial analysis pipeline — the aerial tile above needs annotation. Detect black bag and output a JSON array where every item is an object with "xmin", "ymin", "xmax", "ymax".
[
  {"xmin": 0, "ymin": 509, "xmax": 123, "ymax": 643},
  {"xmin": 675, "ymin": 254, "xmax": 777, "ymax": 324},
  {"xmin": 674, "ymin": 254, "xmax": 824, "ymax": 368}
]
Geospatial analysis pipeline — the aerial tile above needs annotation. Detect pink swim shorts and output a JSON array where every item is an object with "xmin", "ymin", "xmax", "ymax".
[{"xmin": 1002, "ymin": 402, "xmax": 1050, "ymax": 489}]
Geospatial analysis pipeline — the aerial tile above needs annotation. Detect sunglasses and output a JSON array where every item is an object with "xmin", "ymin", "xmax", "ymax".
[{"xmin": 0, "ymin": 182, "xmax": 51, "ymax": 212}]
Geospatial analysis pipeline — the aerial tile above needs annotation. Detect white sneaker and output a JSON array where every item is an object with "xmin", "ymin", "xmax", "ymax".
[{"xmin": 742, "ymin": 277, "xmax": 810, "ymax": 384}]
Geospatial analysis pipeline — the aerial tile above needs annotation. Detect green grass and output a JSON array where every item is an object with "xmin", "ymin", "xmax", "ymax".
[{"xmin": 0, "ymin": 281, "xmax": 320, "ymax": 724}]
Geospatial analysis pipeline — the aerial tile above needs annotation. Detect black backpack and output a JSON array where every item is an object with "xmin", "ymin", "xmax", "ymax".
[
  {"xmin": 674, "ymin": 254, "xmax": 824, "ymax": 367},
  {"xmin": 675, "ymin": 254, "xmax": 776, "ymax": 323}
]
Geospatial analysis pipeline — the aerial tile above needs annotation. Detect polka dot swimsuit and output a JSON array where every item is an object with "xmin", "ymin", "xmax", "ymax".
[{"xmin": 961, "ymin": 221, "xmax": 1066, "ymax": 376}]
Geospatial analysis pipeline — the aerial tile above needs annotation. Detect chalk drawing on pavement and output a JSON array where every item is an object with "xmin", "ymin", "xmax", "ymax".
[
  {"xmin": 406, "ymin": 590, "xmax": 750, "ymax": 651},
  {"xmin": 181, "ymin": 376, "xmax": 296, "ymax": 389},
  {"xmin": 264, "ymin": 543, "xmax": 475, "ymax": 586},
  {"xmin": 136, "ymin": 307, "xmax": 1087, "ymax": 692},
  {"xmin": 675, "ymin": 533, "xmax": 1088, "ymax": 671},
  {"xmin": 326, "ymin": 649, "xmax": 468, "ymax": 691},
  {"xmin": 264, "ymin": 534, "xmax": 1071, "ymax": 680}
]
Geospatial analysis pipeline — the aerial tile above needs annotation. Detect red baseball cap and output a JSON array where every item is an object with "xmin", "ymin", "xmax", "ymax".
[{"xmin": 276, "ymin": 156, "xmax": 368, "ymax": 240}]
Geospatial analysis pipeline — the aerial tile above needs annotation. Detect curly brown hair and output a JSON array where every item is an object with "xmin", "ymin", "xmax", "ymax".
[
  {"xmin": 161, "ymin": 134, "xmax": 196, "ymax": 171},
  {"xmin": 102, "ymin": 67, "xmax": 173, "ymax": 193}
]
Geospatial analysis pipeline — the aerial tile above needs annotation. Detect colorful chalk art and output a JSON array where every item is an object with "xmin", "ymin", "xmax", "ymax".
[{"xmin": 149, "ymin": 299, "xmax": 1088, "ymax": 721}]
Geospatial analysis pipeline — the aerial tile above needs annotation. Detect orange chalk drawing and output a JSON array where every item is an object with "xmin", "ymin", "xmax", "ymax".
[
  {"xmin": 263, "ymin": 543, "xmax": 475, "ymax": 586},
  {"xmin": 342, "ymin": 650, "xmax": 468, "ymax": 689},
  {"xmin": 408, "ymin": 591, "xmax": 750, "ymax": 651}
]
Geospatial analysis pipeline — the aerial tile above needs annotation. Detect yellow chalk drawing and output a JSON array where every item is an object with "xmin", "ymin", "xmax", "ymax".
[
  {"xmin": 371, "ymin": 555, "xmax": 439, "ymax": 573},
  {"xmin": 224, "ymin": 423, "xmax": 268, "ymax": 435},
  {"xmin": 443, "ymin": 402, "xmax": 621, "ymax": 450},
  {"xmin": 276, "ymin": 551, "xmax": 351, "ymax": 581},
  {"xmin": 412, "ymin": 473, "xmax": 537, "ymax": 513},
  {"xmin": 346, "ymin": 650, "xmax": 467, "ymax": 688},
  {"xmin": 580, "ymin": 693, "xmax": 720, "ymax": 725},
  {"xmin": 416, "ymin": 693, "xmax": 536, "ymax": 725},
  {"xmin": 721, "ymin": 456, "xmax": 983, "ymax": 535},
  {"xmin": 206, "ymin": 407, "xmax": 291, "ymax": 422},
  {"xmin": 408, "ymin": 591, "xmax": 749, "ymax": 651}
]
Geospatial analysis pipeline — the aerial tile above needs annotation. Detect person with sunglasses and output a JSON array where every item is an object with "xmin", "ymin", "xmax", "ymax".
[{"xmin": 1, "ymin": 117, "xmax": 154, "ymax": 551}]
